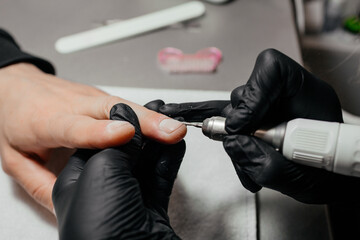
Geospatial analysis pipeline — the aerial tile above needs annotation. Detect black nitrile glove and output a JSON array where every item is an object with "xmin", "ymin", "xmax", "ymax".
[
  {"xmin": 52, "ymin": 103, "xmax": 185, "ymax": 240},
  {"xmin": 158, "ymin": 49, "xmax": 360, "ymax": 204}
]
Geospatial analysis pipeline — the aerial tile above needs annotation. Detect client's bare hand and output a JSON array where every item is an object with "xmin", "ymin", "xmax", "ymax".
[{"xmin": 0, "ymin": 63, "xmax": 186, "ymax": 213}]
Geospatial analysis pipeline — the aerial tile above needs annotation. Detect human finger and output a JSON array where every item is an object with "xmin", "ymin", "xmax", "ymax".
[
  {"xmin": 144, "ymin": 99, "xmax": 165, "ymax": 112},
  {"xmin": 82, "ymin": 103, "xmax": 143, "ymax": 180},
  {"xmin": 42, "ymin": 114, "xmax": 135, "ymax": 149},
  {"xmin": 222, "ymin": 135, "xmax": 262, "ymax": 192},
  {"xmin": 81, "ymin": 96, "xmax": 187, "ymax": 144},
  {"xmin": 1, "ymin": 145, "xmax": 56, "ymax": 213}
]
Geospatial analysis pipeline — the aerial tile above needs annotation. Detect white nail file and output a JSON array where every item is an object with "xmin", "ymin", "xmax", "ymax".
[{"xmin": 55, "ymin": 1, "xmax": 206, "ymax": 54}]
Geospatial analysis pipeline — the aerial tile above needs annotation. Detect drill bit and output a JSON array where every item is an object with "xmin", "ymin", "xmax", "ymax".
[{"xmin": 182, "ymin": 122, "xmax": 203, "ymax": 128}]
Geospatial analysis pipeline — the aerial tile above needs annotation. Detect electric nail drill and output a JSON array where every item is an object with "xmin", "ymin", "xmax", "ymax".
[{"xmin": 184, "ymin": 117, "xmax": 360, "ymax": 177}]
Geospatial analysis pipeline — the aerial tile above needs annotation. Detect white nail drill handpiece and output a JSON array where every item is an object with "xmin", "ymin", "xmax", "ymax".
[{"xmin": 185, "ymin": 117, "xmax": 360, "ymax": 177}]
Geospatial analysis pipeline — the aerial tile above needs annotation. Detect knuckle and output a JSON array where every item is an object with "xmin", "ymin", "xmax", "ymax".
[
  {"xmin": 230, "ymin": 85, "xmax": 245, "ymax": 105},
  {"xmin": 61, "ymin": 119, "xmax": 78, "ymax": 148},
  {"xmin": 30, "ymin": 184, "xmax": 44, "ymax": 200},
  {"xmin": 30, "ymin": 183, "xmax": 52, "ymax": 206},
  {"xmin": 258, "ymin": 48, "xmax": 279, "ymax": 62},
  {"xmin": 256, "ymin": 49, "xmax": 283, "ymax": 77},
  {"xmin": 83, "ymin": 84, "xmax": 108, "ymax": 97}
]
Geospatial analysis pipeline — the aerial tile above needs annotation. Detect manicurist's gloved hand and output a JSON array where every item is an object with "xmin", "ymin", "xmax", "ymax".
[
  {"xmin": 52, "ymin": 103, "xmax": 185, "ymax": 240},
  {"xmin": 158, "ymin": 49, "xmax": 360, "ymax": 204}
]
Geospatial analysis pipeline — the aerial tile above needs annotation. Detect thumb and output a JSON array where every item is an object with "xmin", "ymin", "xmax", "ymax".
[{"xmin": 52, "ymin": 149, "xmax": 97, "ymax": 218}]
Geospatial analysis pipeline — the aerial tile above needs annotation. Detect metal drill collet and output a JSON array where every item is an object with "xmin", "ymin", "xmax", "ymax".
[
  {"xmin": 183, "ymin": 116, "xmax": 228, "ymax": 141},
  {"xmin": 183, "ymin": 116, "xmax": 287, "ymax": 144}
]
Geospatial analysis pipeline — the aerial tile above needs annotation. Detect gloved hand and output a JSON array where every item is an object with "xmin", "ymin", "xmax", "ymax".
[
  {"xmin": 52, "ymin": 103, "xmax": 185, "ymax": 240},
  {"xmin": 157, "ymin": 49, "xmax": 360, "ymax": 204}
]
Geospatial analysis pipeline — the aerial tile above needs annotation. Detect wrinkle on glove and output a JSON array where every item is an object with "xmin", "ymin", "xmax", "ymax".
[{"xmin": 53, "ymin": 103, "xmax": 184, "ymax": 240}]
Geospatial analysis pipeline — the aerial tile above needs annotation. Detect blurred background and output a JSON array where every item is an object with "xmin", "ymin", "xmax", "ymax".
[
  {"xmin": 294, "ymin": 0, "xmax": 360, "ymax": 116},
  {"xmin": 294, "ymin": 2, "xmax": 360, "ymax": 237}
]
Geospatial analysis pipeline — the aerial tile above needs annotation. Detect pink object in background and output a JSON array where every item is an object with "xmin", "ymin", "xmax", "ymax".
[{"xmin": 158, "ymin": 47, "xmax": 222, "ymax": 73}]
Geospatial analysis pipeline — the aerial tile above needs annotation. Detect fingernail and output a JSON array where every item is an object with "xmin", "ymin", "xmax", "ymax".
[
  {"xmin": 159, "ymin": 118, "xmax": 183, "ymax": 134},
  {"xmin": 106, "ymin": 121, "xmax": 133, "ymax": 133}
]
